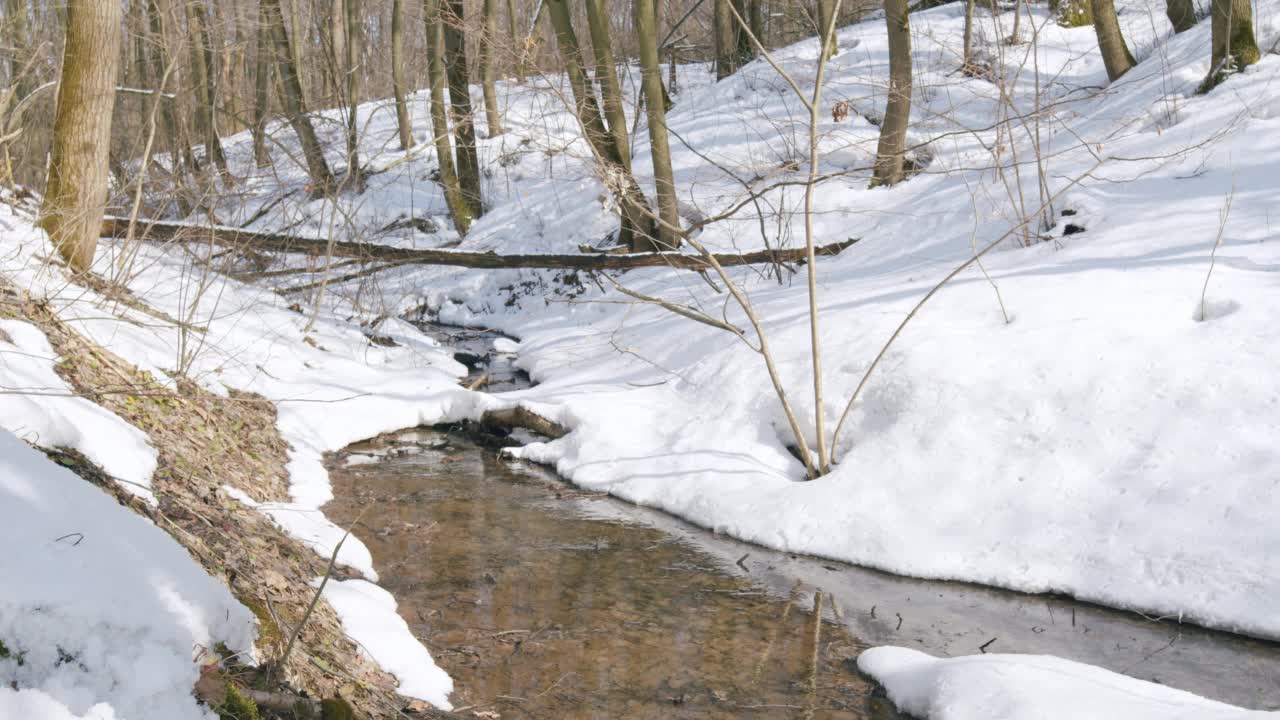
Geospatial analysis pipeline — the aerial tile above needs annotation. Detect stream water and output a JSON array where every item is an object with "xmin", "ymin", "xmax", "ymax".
[{"xmin": 323, "ymin": 325, "xmax": 1280, "ymax": 718}]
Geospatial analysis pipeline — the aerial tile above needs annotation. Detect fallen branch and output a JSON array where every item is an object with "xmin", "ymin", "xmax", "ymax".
[
  {"xmin": 102, "ymin": 216, "xmax": 860, "ymax": 272},
  {"xmin": 481, "ymin": 406, "xmax": 568, "ymax": 439}
]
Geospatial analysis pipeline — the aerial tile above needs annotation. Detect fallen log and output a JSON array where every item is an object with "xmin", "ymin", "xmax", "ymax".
[{"xmin": 101, "ymin": 216, "xmax": 859, "ymax": 271}]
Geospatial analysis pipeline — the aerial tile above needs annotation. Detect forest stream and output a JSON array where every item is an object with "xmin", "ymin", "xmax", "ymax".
[{"xmin": 321, "ymin": 325, "xmax": 1280, "ymax": 719}]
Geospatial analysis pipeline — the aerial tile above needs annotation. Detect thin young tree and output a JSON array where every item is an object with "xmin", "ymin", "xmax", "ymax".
[
  {"xmin": 507, "ymin": 0, "xmax": 526, "ymax": 83},
  {"xmin": 252, "ymin": 0, "xmax": 274, "ymax": 166},
  {"xmin": 425, "ymin": 0, "xmax": 473, "ymax": 232},
  {"xmin": 584, "ymin": 0, "xmax": 629, "ymax": 169},
  {"xmin": 39, "ymin": 0, "xmax": 124, "ymax": 274},
  {"xmin": 1205, "ymin": 0, "xmax": 1259, "ymax": 86},
  {"xmin": 391, "ymin": 0, "xmax": 413, "ymax": 149},
  {"xmin": 871, "ymin": 0, "xmax": 912, "ymax": 187},
  {"xmin": 635, "ymin": 0, "xmax": 679, "ymax": 248},
  {"xmin": 262, "ymin": 0, "xmax": 335, "ymax": 192},
  {"xmin": 186, "ymin": 0, "xmax": 229, "ymax": 178},
  {"xmin": 1091, "ymin": 0, "xmax": 1135, "ymax": 81},
  {"xmin": 817, "ymin": 0, "xmax": 838, "ymax": 58},
  {"xmin": 3, "ymin": 0, "xmax": 34, "ymax": 100},
  {"xmin": 342, "ymin": 0, "xmax": 362, "ymax": 184},
  {"xmin": 480, "ymin": 0, "xmax": 504, "ymax": 136},
  {"xmin": 962, "ymin": 0, "xmax": 976, "ymax": 71},
  {"xmin": 443, "ymin": 0, "xmax": 484, "ymax": 218}
]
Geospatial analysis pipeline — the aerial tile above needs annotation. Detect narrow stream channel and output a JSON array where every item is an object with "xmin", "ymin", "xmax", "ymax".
[{"xmin": 323, "ymin": 325, "xmax": 1280, "ymax": 718}]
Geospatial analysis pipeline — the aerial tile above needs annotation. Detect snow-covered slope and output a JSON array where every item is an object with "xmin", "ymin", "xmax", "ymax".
[
  {"xmin": 0, "ymin": 430, "xmax": 253, "ymax": 719},
  {"xmin": 212, "ymin": 0, "xmax": 1280, "ymax": 642}
]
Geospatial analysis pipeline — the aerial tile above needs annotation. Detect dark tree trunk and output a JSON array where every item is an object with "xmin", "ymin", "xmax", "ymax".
[
  {"xmin": 424, "ymin": 0, "xmax": 473, "ymax": 232},
  {"xmin": 262, "ymin": 0, "xmax": 336, "ymax": 192},
  {"xmin": 1091, "ymin": 0, "xmax": 1136, "ymax": 81},
  {"xmin": 585, "ymin": 0, "xmax": 630, "ymax": 169},
  {"xmin": 442, "ymin": 0, "xmax": 484, "ymax": 218},
  {"xmin": 252, "ymin": 0, "xmax": 274, "ymax": 167}
]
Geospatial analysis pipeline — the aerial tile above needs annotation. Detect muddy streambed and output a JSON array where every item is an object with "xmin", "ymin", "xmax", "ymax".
[{"xmin": 323, "ymin": 326, "xmax": 1280, "ymax": 718}]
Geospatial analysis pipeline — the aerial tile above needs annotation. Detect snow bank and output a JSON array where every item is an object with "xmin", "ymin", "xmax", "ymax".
[
  {"xmin": 320, "ymin": 580, "xmax": 453, "ymax": 711},
  {"xmin": 0, "ymin": 319, "xmax": 157, "ymax": 502},
  {"xmin": 857, "ymin": 647, "xmax": 1276, "ymax": 719},
  {"xmin": 0, "ymin": 430, "xmax": 254, "ymax": 719}
]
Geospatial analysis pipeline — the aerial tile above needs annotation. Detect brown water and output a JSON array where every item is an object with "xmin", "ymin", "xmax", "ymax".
[{"xmin": 327, "ymin": 430, "xmax": 895, "ymax": 718}]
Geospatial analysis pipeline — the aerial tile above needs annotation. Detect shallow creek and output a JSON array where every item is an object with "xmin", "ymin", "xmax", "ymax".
[{"xmin": 323, "ymin": 326, "xmax": 1280, "ymax": 718}]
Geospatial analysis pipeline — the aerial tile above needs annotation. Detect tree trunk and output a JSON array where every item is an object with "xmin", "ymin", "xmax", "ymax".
[
  {"xmin": 1091, "ymin": 0, "xmax": 1135, "ymax": 81},
  {"xmin": 343, "ymin": 0, "xmax": 361, "ymax": 183},
  {"xmin": 3, "ymin": 0, "xmax": 34, "ymax": 99},
  {"xmin": 584, "ymin": 0, "xmax": 630, "ymax": 170},
  {"xmin": 871, "ymin": 0, "xmax": 911, "ymax": 187},
  {"xmin": 1207, "ymin": 0, "xmax": 1259, "ymax": 82},
  {"xmin": 817, "ymin": 0, "xmax": 838, "ymax": 58},
  {"xmin": 481, "ymin": 0, "xmax": 504, "ymax": 136},
  {"xmin": 507, "ymin": 0, "xmax": 525, "ymax": 83},
  {"xmin": 286, "ymin": 0, "xmax": 307, "ymax": 103},
  {"xmin": 634, "ymin": 0, "xmax": 679, "ymax": 250},
  {"xmin": 390, "ymin": 0, "xmax": 413, "ymax": 149},
  {"xmin": 749, "ymin": 0, "xmax": 765, "ymax": 46},
  {"xmin": 545, "ymin": 0, "xmax": 654, "ymax": 249},
  {"xmin": 424, "ymin": 0, "xmax": 473, "ymax": 233},
  {"xmin": 187, "ymin": 1, "xmax": 229, "ymax": 178},
  {"xmin": 263, "ymin": 0, "xmax": 335, "ymax": 192},
  {"xmin": 714, "ymin": 0, "xmax": 738, "ymax": 79},
  {"xmin": 962, "ymin": 0, "xmax": 975, "ymax": 70},
  {"xmin": 39, "ymin": 0, "xmax": 124, "ymax": 273},
  {"xmin": 252, "ymin": 1, "xmax": 273, "ymax": 166},
  {"xmin": 442, "ymin": 0, "xmax": 484, "ymax": 219},
  {"xmin": 328, "ymin": 0, "xmax": 346, "ymax": 102},
  {"xmin": 1165, "ymin": 0, "xmax": 1196, "ymax": 31}
]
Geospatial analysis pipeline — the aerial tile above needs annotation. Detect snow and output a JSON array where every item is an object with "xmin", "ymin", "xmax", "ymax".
[
  {"xmin": 3, "ymin": 0, "xmax": 1280, "ymax": 713},
  {"xmin": 0, "ymin": 319, "xmax": 158, "ymax": 502},
  {"xmin": 0, "ymin": 430, "xmax": 253, "ymax": 719},
  {"xmin": 320, "ymin": 580, "xmax": 454, "ymax": 711},
  {"xmin": 857, "ymin": 647, "xmax": 1277, "ymax": 719}
]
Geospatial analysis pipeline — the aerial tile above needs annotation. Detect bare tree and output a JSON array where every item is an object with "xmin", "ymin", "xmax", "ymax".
[
  {"xmin": 252, "ymin": 1, "xmax": 274, "ymax": 166},
  {"xmin": 585, "ymin": 0, "xmax": 630, "ymax": 169},
  {"xmin": 1091, "ymin": 0, "xmax": 1135, "ymax": 81},
  {"xmin": 1205, "ymin": 0, "xmax": 1259, "ymax": 89},
  {"xmin": 390, "ymin": 0, "xmax": 414, "ymax": 149},
  {"xmin": 871, "ymin": 0, "xmax": 911, "ymax": 187},
  {"xmin": 39, "ymin": 0, "xmax": 124, "ymax": 273},
  {"xmin": 635, "ymin": 0, "xmax": 679, "ymax": 248},
  {"xmin": 481, "ymin": 0, "xmax": 504, "ymax": 136},
  {"xmin": 545, "ymin": 0, "xmax": 656, "ymax": 249},
  {"xmin": 343, "ymin": 0, "xmax": 363, "ymax": 184},
  {"xmin": 263, "ymin": 0, "xmax": 336, "ymax": 192},
  {"xmin": 817, "ymin": 0, "xmax": 838, "ymax": 58},
  {"xmin": 714, "ymin": 0, "xmax": 739, "ymax": 79},
  {"xmin": 425, "ymin": 0, "xmax": 473, "ymax": 232},
  {"xmin": 443, "ymin": 0, "xmax": 484, "ymax": 218},
  {"xmin": 186, "ymin": 0, "xmax": 229, "ymax": 178}
]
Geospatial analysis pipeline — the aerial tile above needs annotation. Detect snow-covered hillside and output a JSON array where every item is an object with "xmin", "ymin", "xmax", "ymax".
[{"xmin": 4, "ymin": 0, "xmax": 1279, "ymax": 715}]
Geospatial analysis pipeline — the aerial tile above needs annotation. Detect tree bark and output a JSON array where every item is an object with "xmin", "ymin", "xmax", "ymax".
[
  {"xmin": 186, "ymin": 0, "xmax": 229, "ymax": 178},
  {"xmin": 1091, "ymin": 0, "xmax": 1135, "ymax": 81},
  {"xmin": 962, "ymin": 0, "xmax": 975, "ymax": 70},
  {"xmin": 635, "ymin": 0, "xmax": 679, "ymax": 249},
  {"xmin": 545, "ymin": 0, "xmax": 655, "ymax": 250},
  {"xmin": 442, "ymin": 0, "xmax": 484, "ymax": 218},
  {"xmin": 328, "ymin": 0, "xmax": 346, "ymax": 102},
  {"xmin": 1165, "ymin": 0, "xmax": 1196, "ymax": 31},
  {"xmin": 343, "ymin": 0, "xmax": 362, "ymax": 184},
  {"xmin": 104, "ymin": 216, "xmax": 859, "ymax": 268},
  {"xmin": 507, "ymin": 0, "xmax": 525, "ymax": 83},
  {"xmin": 871, "ymin": 0, "xmax": 911, "ymax": 187},
  {"xmin": 252, "ymin": 0, "xmax": 273, "ymax": 166},
  {"xmin": 816, "ymin": 0, "xmax": 838, "ymax": 58},
  {"xmin": 480, "ymin": 0, "xmax": 504, "ymax": 136},
  {"xmin": 714, "ymin": 0, "xmax": 738, "ymax": 79},
  {"xmin": 285, "ymin": 0, "xmax": 306, "ymax": 103},
  {"xmin": 262, "ymin": 0, "xmax": 335, "ymax": 192},
  {"xmin": 3, "ymin": 0, "xmax": 34, "ymax": 99},
  {"xmin": 40, "ymin": 0, "xmax": 124, "ymax": 273},
  {"xmin": 1208, "ymin": 0, "xmax": 1259, "ymax": 80},
  {"xmin": 390, "ymin": 0, "xmax": 414, "ymax": 149},
  {"xmin": 425, "ymin": 0, "xmax": 473, "ymax": 233},
  {"xmin": 584, "ymin": 0, "xmax": 630, "ymax": 169}
]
